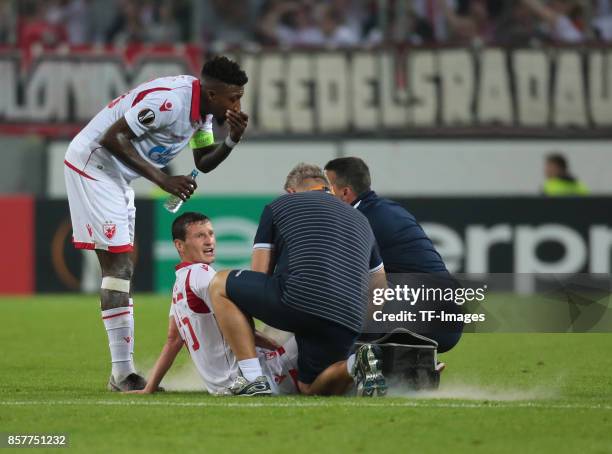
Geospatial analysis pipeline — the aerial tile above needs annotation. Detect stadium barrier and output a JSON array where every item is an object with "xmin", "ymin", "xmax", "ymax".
[
  {"xmin": 40, "ymin": 139, "xmax": 612, "ymax": 198},
  {"xmin": 1, "ymin": 45, "xmax": 611, "ymax": 138},
  {"xmin": 1, "ymin": 196, "xmax": 609, "ymax": 295},
  {"xmin": 402, "ymin": 197, "xmax": 612, "ymax": 275},
  {"xmin": 33, "ymin": 199, "xmax": 154, "ymax": 293},
  {"xmin": 0, "ymin": 196, "xmax": 34, "ymax": 294}
]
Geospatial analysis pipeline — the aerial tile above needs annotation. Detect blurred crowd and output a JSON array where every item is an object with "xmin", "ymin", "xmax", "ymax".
[{"xmin": 2, "ymin": 0, "xmax": 612, "ymax": 49}]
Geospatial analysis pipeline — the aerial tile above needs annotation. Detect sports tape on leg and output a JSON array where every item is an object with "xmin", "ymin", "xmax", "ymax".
[{"xmin": 101, "ymin": 276, "xmax": 131, "ymax": 293}]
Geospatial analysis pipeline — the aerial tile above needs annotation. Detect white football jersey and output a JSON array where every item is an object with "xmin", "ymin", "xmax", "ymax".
[
  {"xmin": 171, "ymin": 262, "xmax": 299, "ymax": 395},
  {"xmin": 65, "ymin": 75, "xmax": 213, "ymax": 182}
]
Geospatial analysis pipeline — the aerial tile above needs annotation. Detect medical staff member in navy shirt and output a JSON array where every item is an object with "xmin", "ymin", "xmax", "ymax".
[
  {"xmin": 207, "ymin": 164, "xmax": 388, "ymax": 396},
  {"xmin": 324, "ymin": 157, "xmax": 462, "ymax": 353}
]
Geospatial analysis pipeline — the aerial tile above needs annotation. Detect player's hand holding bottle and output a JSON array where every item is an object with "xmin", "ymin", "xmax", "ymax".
[{"xmin": 159, "ymin": 173, "xmax": 198, "ymax": 201}]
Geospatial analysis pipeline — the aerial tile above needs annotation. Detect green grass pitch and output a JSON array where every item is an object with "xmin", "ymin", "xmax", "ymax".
[{"xmin": 1, "ymin": 294, "xmax": 612, "ymax": 453}]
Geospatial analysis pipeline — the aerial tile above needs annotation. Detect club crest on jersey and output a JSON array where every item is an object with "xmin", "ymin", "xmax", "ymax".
[
  {"xmin": 137, "ymin": 108, "xmax": 155, "ymax": 126},
  {"xmin": 160, "ymin": 100, "xmax": 173, "ymax": 112},
  {"xmin": 103, "ymin": 221, "xmax": 116, "ymax": 239}
]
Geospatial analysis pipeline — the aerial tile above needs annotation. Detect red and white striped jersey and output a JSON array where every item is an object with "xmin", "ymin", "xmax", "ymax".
[
  {"xmin": 171, "ymin": 262, "xmax": 298, "ymax": 395},
  {"xmin": 65, "ymin": 75, "xmax": 213, "ymax": 182}
]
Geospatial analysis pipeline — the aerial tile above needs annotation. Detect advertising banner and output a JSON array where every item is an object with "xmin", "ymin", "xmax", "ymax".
[
  {"xmin": 1, "ymin": 45, "xmax": 611, "ymax": 137},
  {"xmin": 21, "ymin": 196, "xmax": 612, "ymax": 294},
  {"xmin": 154, "ymin": 195, "xmax": 274, "ymax": 293},
  {"xmin": 0, "ymin": 196, "xmax": 34, "ymax": 294},
  {"xmin": 35, "ymin": 199, "xmax": 155, "ymax": 293},
  {"xmin": 399, "ymin": 197, "xmax": 612, "ymax": 274}
]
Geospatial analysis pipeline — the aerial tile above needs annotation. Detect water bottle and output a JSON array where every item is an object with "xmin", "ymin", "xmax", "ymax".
[{"xmin": 163, "ymin": 169, "xmax": 199, "ymax": 213}]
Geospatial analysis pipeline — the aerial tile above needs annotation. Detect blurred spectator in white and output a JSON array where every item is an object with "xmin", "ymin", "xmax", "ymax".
[
  {"xmin": 593, "ymin": 15, "xmax": 612, "ymax": 39},
  {"xmin": 318, "ymin": 4, "xmax": 360, "ymax": 47},
  {"xmin": 329, "ymin": 0, "xmax": 366, "ymax": 38},
  {"xmin": 0, "ymin": 0, "xmax": 15, "ymax": 43},
  {"xmin": 18, "ymin": 0, "xmax": 67, "ymax": 49},
  {"xmin": 257, "ymin": 1, "xmax": 324, "ymax": 47},
  {"xmin": 592, "ymin": 0, "xmax": 612, "ymax": 40},
  {"xmin": 46, "ymin": 0, "xmax": 92, "ymax": 45},
  {"xmin": 521, "ymin": 0, "xmax": 584, "ymax": 43},
  {"xmin": 201, "ymin": 0, "xmax": 258, "ymax": 47},
  {"xmin": 147, "ymin": 0, "xmax": 180, "ymax": 43}
]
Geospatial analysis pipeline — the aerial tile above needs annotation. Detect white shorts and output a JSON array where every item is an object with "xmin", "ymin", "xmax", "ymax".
[
  {"xmin": 258, "ymin": 337, "xmax": 299, "ymax": 395},
  {"xmin": 64, "ymin": 148, "xmax": 135, "ymax": 253}
]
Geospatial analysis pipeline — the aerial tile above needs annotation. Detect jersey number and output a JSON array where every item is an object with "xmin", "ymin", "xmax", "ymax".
[{"xmin": 181, "ymin": 317, "xmax": 200, "ymax": 351}]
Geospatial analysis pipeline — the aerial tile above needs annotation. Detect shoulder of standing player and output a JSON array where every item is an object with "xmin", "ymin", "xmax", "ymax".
[
  {"xmin": 125, "ymin": 89, "xmax": 184, "ymax": 135},
  {"xmin": 149, "ymin": 90, "xmax": 183, "ymax": 122}
]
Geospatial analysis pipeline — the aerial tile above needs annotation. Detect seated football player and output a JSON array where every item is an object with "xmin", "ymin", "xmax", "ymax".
[{"xmin": 128, "ymin": 212, "xmax": 299, "ymax": 396}]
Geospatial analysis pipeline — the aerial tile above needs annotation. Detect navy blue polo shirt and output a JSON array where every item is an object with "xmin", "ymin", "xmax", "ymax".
[
  {"xmin": 253, "ymin": 191, "xmax": 383, "ymax": 333},
  {"xmin": 352, "ymin": 191, "xmax": 448, "ymax": 274}
]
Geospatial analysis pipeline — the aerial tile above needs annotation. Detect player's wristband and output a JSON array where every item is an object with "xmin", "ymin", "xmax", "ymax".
[
  {"xmin": 224, "ymin": 135, "xmax": 239, "ymax": 149},
  {"xmin": 189, "ymin": 130, "xmax": 214, "ymax": 149}
]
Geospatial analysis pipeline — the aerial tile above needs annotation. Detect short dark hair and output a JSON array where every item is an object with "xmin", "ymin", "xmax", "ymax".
[
  {"xmin": 172, "ymin": 212, "xmax": 211, "ymax": 241},
  {"xmin": 324, "ymin": 157, "xmax": 371, "ymax": 195},
  {"xmin": 547, "ymin": 153, "xmax": 568, "ymax": 171},
  {"xmin": 201, "ymin": 56, "xmax": 248, "ymax": 86}
]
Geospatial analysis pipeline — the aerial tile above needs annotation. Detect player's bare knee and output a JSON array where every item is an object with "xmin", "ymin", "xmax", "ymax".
[
  {"xmin": 102, "ymin": 254, "xmax": 134, "ymax": 281},
  {"xmin": 210, "ymin": 271, "xmax": 229, "ymax": 299},
  {"xmin": 209, "ymin": 275, "xmax": 220, "ymax": 297}
]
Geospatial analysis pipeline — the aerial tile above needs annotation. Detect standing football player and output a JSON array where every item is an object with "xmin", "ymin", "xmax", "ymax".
[{"xmin": 64, "ymin": 56, "xmax": 248, "ymax": 391}]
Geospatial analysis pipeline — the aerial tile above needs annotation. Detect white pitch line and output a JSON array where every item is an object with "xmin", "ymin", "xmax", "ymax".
[{"xmin": 1, "ymin": 400, "xmax": 611, "ymax": 411}]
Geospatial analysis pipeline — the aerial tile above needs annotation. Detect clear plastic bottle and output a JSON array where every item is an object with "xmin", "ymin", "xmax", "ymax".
[{"xmin": 163, "ymin": 169, "xmax": 199, "ymax": 213}]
